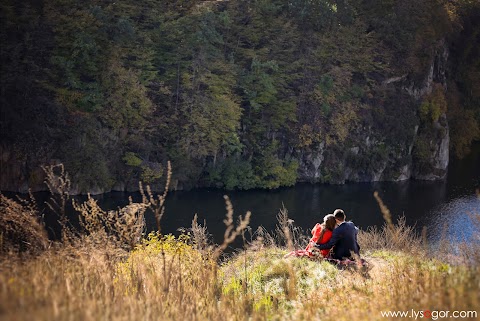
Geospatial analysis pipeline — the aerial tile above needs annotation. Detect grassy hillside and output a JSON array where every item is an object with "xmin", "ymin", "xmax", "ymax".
[{"xmin": 0, "ymin": 172, "xmax": 478, "ymax": 320}]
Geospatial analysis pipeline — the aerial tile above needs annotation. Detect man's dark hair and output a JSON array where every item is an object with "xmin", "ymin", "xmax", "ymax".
[{"xmin": 333, "ymin": 209, "xmax": 345, "ymax": 221}]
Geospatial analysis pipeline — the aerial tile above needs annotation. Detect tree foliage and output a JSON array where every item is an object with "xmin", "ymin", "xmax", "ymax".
[{"xmin": 1, "ymin": 0, "xmax": 479, "ymax": 191}]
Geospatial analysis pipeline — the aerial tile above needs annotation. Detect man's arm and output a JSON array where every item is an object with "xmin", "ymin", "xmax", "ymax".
[{"xmin": 315, "ymin": 228, "xmax": 342, "ymax": 250}]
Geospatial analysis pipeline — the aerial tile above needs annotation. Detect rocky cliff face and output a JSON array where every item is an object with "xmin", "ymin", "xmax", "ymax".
[
  {"xmin": 411, "ymin": 41, "xmax": 450, "ymax": 180},
  {"xmin": 295, "ymin": 40, "xmax": 450, "ymax": 184}
]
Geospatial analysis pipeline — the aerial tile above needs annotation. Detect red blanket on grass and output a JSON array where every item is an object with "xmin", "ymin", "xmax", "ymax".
[{"xmin": 285, "ymin": 223, "xmax": 332, "ymax": 258}]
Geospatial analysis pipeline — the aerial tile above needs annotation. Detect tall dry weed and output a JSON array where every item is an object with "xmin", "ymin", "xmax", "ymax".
[
  {"xmin": 213, "ymin": 195, "xmax": 251, "ymax": 259},
  {"xmin": 42, "ymin": 164, "xmax": 73, "ymax": 240},
  {"xmin": 191, "ymin": 213, "xmax": 211, "ymax": 253},
  {"xmin": 141, "ymin": 161, "xmax": 172, "ymax": 233},
  {"xmin": 275, "ymin": 205, "xmax": 308, "ymax": 250}
]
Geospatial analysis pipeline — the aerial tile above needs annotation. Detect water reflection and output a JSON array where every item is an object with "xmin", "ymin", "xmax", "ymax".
[{"xmin": 426, "ymin": 195, "xmax": 480, "ymax": 243}]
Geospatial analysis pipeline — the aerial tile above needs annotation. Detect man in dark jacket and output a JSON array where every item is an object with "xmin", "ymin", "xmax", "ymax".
[{"xmin": 315, "ymin": 209, "xmax": 360, "ymax": 260}]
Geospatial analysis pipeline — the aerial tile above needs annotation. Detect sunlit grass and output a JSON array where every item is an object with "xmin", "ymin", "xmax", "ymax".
[
  {"xmin": 0, "ymin": 167, "xmax": 479, "ymax": 320},
  {"xmin": 1, "ymin": 218, "xmax": 479, "ymax": 321}
]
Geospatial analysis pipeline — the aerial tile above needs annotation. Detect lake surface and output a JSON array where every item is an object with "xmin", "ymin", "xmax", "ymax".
[{"xmin": 91, "ymin": 143, "xmax": 480, "ymax": 247}]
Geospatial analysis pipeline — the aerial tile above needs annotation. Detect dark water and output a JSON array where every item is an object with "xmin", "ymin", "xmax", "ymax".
[{"xmin": 90, "ymin": 142, "xmax": 480, "ymax": 246}]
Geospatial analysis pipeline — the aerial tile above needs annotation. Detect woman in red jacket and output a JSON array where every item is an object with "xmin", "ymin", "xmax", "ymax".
[
  {"xmin": 286, "ymin": 214, "xmax": 337, "ymax": 258},
  {"xmin": 305, "ymin": 214, "xmax": 336, "ymax": 257}
]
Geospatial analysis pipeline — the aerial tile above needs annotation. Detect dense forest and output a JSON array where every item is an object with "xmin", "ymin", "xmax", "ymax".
[{"xmin": 1, "ymin": 0, "xmax": 479, "ymax": 193}]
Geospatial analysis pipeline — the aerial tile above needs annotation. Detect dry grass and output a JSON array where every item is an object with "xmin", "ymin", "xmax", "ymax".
[
  {"xmin": 274, "ymin": 205, "xmax": 309, "ymax": 250},
  {"xmin": 73, "ymin": 195, "xmax": 148, "ymax": 250},
  {"xmin": 0, "ymin": 193, "xmax": 48, "ymax": 254},
  {"xmin": 1, "ymin": 216, "xmax": 478, "ymax": 321},
  {"xmin": 0, "ymin": 178, "xmax": 479, "ymax": 320},
  {"xmin": 357, "ymin": 216, "xmax": 424, "ymax": 254},
  {"xmin": 42, "ymin": 164, "xmax": 73, "ymax": 240}
]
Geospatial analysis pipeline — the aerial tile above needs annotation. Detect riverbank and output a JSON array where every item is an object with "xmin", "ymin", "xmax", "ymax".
[{"xmin": 0, "ymin": 192, "xmax": 479, "ymax": 321}]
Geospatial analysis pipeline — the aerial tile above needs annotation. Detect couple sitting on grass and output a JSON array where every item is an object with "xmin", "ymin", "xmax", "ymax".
[{"xmin": 287, "ymin": 209, "xmax": 361, "ymax": 263}]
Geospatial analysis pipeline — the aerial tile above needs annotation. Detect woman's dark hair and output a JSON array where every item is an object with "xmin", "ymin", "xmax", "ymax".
[
  {"xmin": 324, "ymin": 214, "xmax": 336, "ymax": 230},
  {"xmin": 318, "ymin": 214, "xmax": 336, "ymax": 243}
]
